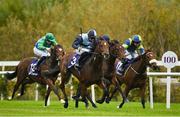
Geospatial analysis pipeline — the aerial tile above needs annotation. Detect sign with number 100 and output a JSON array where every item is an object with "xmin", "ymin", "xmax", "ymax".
[
  {"xmin": 162, "ymin": 51, "xmax": 178, "ymax": 68},
  {"xmin": 163, "ymin": 56, "xmax": 177, "ymax": 63}
]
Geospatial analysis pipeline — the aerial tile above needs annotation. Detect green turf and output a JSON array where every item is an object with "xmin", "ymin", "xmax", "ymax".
[{"xmin": 0, "ymin": 100, "xmax": 180, "ymax": 116}]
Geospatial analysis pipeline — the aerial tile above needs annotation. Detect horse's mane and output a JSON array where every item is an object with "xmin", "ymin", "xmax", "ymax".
[{"xmin": 132, "ymin": 49, "xmax": 152, "ymax": 63}]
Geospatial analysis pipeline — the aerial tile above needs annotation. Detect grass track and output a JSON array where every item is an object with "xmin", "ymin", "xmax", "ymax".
[{"xmin": 0, "ymin": 100, "xmax": 180, "ymax": 116}]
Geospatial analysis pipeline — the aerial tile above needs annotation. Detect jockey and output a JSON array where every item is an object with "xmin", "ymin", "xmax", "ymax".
[
  {"xmin": 72, "ymin": 29, "xmax": 97, "ymax": 69},
  {"xmin": 31, "ymin": 33, "xmax": 58, "ymax": 72},
  {"xmin": 117, "ymin": 34, "xmax": 145, "ymax": 75},
  {"xmin": 100, "ymin": 34, "xmax": 110, "ymax": 43}
]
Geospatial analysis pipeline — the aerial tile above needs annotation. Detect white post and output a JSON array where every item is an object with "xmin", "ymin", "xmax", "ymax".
[
  {"xmin": 35, "ymin": 84, "xmax": 39, "ymax": 101},
  {"xmin": 149, "ymin": 77, "xmax": 153, "ymax": 109},
  {"xmin": 166, "ymin": 68, "xmax": 171, "ymax": 109},
  {"xmin": 46, "ymin": 85, "xmax": 50, "ymax": 106},
  {"xmin": 1, "ymin": 66, "xmax": 5, "ymax": 100},
  {"xmin": 91, "ymin": 85, "xmax": 95, "ymax": 103},
  {"xmin": 148, "ymin": 67, "xmax": 153, "ymax": 109}
]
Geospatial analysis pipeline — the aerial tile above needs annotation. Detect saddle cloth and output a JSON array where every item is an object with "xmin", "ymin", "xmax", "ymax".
[
  {"xmin": 28, "ymin": 58, "xmax": 39, "ymax": 76},
  {"xmin": 67, "ymin": 53, "xmax": 80, "ymax": 69}
]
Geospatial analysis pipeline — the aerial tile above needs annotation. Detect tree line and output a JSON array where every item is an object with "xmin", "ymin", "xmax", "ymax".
[{"xmin": 0, "ymin": 0, "xmax": 179, "ymax": 60}]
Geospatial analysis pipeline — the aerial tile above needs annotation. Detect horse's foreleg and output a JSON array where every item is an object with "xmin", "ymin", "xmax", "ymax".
[
  {"xmin": 46, "ymin": 79, "xmax": 61, "ymax": 101},
  {"xmin": 111, "ymin": 77, "xmax": 125, "ymax": 103},
  {"xmin": 80, "ymin": 84, "xmax": 89, "ymax": 108},
  {"xmin": 72, "ymin": 84, "xmax": 81, "ymax": 108},
  {"xmin": 60, "ymin": 82, "xmax": 68, "ymax": 108},
  {"xmin": 86, "ymin": 88, "xmax": 97, "ymax": 108},
  {"xmin": 107, "ymin": 85, "xmax": 118, "ymax": 103},
  {"xmin": 45, "ymin": 86, "xmax": 51, "ymax": 106},
  {"xmin": 96, "ymin": 81, "xmax": 109, "ymax": 104},
  {"xmin": 140, "ymin": 84, "xmax": 146, "ymax": 109},
  {"xmin": 118, "ymin": 86, "xmax": 130, "ymax": 108}
]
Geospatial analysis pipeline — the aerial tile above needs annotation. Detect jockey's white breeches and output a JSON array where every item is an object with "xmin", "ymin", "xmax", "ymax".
[
  {"xmin": 33, "ymin": 47, "xmax": 50, "ymax": 57},
  {"xmin": 75, "ymin": 48, "xmax": 91, "ymax": 55},
  {"xmin": 125, "ymin": 50, "xmax": 138, "ymax": 60}
]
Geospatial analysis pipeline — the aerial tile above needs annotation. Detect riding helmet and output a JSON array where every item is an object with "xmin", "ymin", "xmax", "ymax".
[
  {"xmin": 45, "ymin": 33, "xmax": 55, "ymax": 42},
  {"xmin": 132, "ymin": 35, "xmax": 142, "ymax": 43}
]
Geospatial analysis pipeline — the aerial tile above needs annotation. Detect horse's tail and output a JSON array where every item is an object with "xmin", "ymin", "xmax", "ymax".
[{"xmin": 5, "ymin": 67, "xmax": 18, "ymax": 80}]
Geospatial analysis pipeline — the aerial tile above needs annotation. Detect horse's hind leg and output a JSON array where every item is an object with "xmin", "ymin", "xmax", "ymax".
[
  {"xmin": 11, "ymin": 74, "xmax": 26, "ymax": 99},
  {"xmin": 20, "ymin": 79, "xmax": 35, "ymax": 96}
]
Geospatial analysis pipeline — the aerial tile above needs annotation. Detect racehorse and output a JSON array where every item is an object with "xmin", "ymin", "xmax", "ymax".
[
  {"xmin": 95, "ymin": 40, "xmax": 126, "ymax": 104},
  {"xmin": 107, "ymin": 50, "xmax": 159, "ymax": 108},
  {"xmin": 5, "ymin": 44, "xmax": 65, "ymax": 106},
  {"xmin": 59, "ymin": 37, "xmax": 110, "ymax": 108}
]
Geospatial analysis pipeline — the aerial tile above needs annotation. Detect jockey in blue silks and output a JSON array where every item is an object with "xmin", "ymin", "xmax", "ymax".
[
  {"xmin": 116, "ymin": 35, "xmax": 145, "ymax": 75},
  {"xmin": 71, "ymin": 29, "xmax": 97, "ymax": 69}
]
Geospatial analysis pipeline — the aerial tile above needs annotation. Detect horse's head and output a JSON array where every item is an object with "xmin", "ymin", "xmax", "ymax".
[
  {"xmin": 143, "ymin": 50, "xmax": 159, "ymax": 70},
  {"xmin": 109, "ymin": 40, "xmax": 125, "ymax": 60},
  {"xmin": 51, "ymin": 44, "xmax": 65, "ymax": 62},
  {"xmin": 95, "ymin": 37, "xmax": 110, "ymax": 58}
]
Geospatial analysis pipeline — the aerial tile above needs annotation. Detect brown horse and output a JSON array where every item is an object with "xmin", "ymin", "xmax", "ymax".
[
  {"xmin": 5, "ymin": 44, "xmax": 65, "ymax": 106},
  {"xmin": 59, "ymin": 38, "xmax": 110, "ymax": 108},
  {"xmin": 95, "ymin": 40, "xmax": 126, "ymax": 104},
  {"xmin": 108, "ymin": 50, "xmax": 159, "ymax": 108}
]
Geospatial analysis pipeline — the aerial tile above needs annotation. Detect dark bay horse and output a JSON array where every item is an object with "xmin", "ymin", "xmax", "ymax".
[
  {"xmin": 95, "ymin": 40, "xmax": 126, "ymax": 104},
  {"xmin": 59, "ymin": 38, "xmax": 110, "ymax": 108},
  {"xmin": 5, "ymin": 44, "xmax": 65, "ymax": 106},
  {"xmin": 108, "ymin": 50, "xmax": 159, "ymax": 108}
]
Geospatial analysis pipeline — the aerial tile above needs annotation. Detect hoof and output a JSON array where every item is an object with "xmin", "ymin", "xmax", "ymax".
[
  {"xmin": 96, "ymin": 99, "xmax": 104, "ymax": 104},
  {"xmin": 92, "ymin": 104, "xmax": 97, "ymax": 108},
  {"xmin": 105, "ymin": 98, "xmax": 110, "ymax": 104},
  {"xmin": 64, "ymin": 103, "xmax": 68, "ymax": 108}
]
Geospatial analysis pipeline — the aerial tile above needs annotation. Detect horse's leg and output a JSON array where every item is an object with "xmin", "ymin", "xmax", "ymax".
[
  {"xmin": 110, "ymin": 77, "xmax": 126, "ymax": 103},
  {"xmin": 46, "ymin": 79, "xmax": 61, "ymax": 101},
  {"xmin": 11, "ymin": 74, "xmax": 26, "ymax": 99},
  {"xmin": 106, "ymin": 85, "xmax": 118, "ymax": 103},
  {"xmin": 72, "ymin": 84, "xmax": 81, "ymax": 108},
  {"xmin": 85, "ymin": 87, "xmax": 97, "ymax": 108},
  {"xmin": 118, "ymin": 86, "xmax": 130, "ymax": 108},
  {"xmin": 140, "ymin": 84, "xmax": 146, "ymax": 109},
  {"xmin": 96, "ymin": 81, "xmax": 109, "ymax": 104},
  {"xmin": 80, "ymin": 84, "xmax": 89, "ymax": 108},
  {"xmin": 45, "ymin": 86, "xmax": 51, "ymax": 106},
  {"xmin": 20, "ymin": 79, "xmax": 35, "ymax": 96},
  {"xmin": 59, "ymin": 72, "xmax": 71, "ymax": 108}
]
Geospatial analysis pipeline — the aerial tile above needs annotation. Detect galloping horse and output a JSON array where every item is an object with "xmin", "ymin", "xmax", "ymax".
[
  {"xmin": 108, "ymin": 50, "xmax": 159, "ymax": 108},
  {"xmin": 5, "ymin": 44, "xmax": 65, "ymax": 106},
  {"xmin": 59, "ymin": 37, "xmax": 110, "ymax": 108},
  {"xmin": 95, "ymin": 40, "xmax": 126, "ymax": 104}
]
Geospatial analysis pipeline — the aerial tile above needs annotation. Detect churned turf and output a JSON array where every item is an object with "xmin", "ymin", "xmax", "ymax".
[{"xmin": 0, "ymin": 100, "xmax": 180, "ymax": 116}]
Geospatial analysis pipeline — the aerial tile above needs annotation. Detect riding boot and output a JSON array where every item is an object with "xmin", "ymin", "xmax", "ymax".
[{"xmin": 35, "ymin": 56, "xmax": 46, "ymax": 71}]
